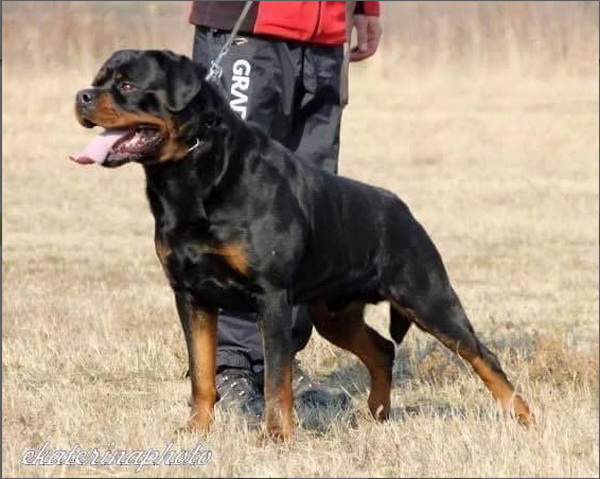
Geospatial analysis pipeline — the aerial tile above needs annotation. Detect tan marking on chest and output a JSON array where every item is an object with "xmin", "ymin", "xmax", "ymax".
[
  {"xmin": 215, "ymin": 243, "xmax": 249, "ymax": 277},
  {"xmin": 155, "ymin": 239, "xmax": 172, "ymax": 266}
]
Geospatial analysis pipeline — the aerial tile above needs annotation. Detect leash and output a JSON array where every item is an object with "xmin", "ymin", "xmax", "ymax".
[
  {"xmin": 191, "ymin": 1, "xmax": 252, "ymax": 153},
  {"xmin": 204, "ymin": 1, "xmax": 253, "ymax": 83}
]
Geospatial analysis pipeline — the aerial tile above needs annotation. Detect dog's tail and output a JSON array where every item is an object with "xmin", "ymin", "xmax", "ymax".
[{"xmin": 389, "ymin": 303, "xmax": 413, "ymax": 345}]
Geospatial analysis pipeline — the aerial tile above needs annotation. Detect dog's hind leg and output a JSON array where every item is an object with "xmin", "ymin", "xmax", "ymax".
[
  {"xmin": 310, "ymin": 302, "xmax": 395, "ymax": 420},
  {"xmin": 390, "ymin": 292, "xmax": 533, "ymax": 425}
]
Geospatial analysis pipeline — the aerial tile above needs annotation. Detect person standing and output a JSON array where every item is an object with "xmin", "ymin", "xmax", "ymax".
[{"xmin": 189, "ymin": 1, "xmax": 382, "ymax": 414}]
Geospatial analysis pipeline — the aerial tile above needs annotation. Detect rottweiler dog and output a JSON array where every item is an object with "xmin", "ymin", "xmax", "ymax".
[{"xmin": 71, "ymin": 49, "xmax": 532, "ymax": 440}]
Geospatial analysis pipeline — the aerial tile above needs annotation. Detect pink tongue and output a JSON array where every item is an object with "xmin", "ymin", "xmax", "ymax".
[{"xmin": 70, "ymin": 129, "xmax": 131, "ymax": 165}]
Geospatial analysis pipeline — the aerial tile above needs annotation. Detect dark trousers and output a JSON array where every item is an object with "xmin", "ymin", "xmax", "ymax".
[{"xmin": 192, "ymin": 26, "xmax": 344, "ymax": 373}]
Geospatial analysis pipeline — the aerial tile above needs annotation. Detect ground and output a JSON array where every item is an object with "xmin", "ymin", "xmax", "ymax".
[{"xmin": 2, "ymin": 2, "xmax": 599, "ymax": 477}]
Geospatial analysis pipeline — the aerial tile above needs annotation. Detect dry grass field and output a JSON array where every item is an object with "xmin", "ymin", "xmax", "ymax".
[{"xmin": 2, "ymin": 2, "xmax": 599, "ymax": 477}]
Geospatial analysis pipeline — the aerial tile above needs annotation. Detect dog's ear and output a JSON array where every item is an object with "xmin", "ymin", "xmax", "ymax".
[{"xmin": 163, "ymin": 52, "xmax": 208, "ymax": 113}]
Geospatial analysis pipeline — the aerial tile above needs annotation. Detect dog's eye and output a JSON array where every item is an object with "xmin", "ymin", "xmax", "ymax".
[{"xmin": 118, "ymin": 82, "xmax": 137, "ymax": 93}]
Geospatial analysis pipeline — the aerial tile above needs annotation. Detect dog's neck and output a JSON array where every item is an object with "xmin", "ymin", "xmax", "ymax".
[{"xmin": 142, "ymin": 125, "xmax": 245, "ymax": 234}]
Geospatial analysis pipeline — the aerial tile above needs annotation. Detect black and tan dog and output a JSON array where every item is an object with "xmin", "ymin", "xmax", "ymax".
[{"xmin": 71, "ymin": 49, "xmax": 532, "ymax": 440}]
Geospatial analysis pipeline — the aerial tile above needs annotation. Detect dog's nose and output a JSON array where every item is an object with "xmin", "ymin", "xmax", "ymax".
[
  {"xmin": 75, "ymin": 89, "xmax": 98, "ymax": 128},
  {"xmin": 76, "ymin": 89, "xmax": 95, "ymax": 105}
]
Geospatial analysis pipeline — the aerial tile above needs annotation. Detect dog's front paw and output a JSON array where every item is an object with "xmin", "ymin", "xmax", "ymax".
[
  {"xmin": 260, "ymin": 423, "xmax": 294, "ymax": 443},
  {"xmin": 174, "ymin": 413, "xmax": 212, "ymax": 438}
]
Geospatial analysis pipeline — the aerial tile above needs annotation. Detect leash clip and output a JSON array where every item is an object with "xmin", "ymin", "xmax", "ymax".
[
  {"xmin": 205, "ymin": 60, "xmax": 223, "ymax": 83},
  {"xmin": 188, "ymin": 138, "xmax": 201, "ymax": 153}
]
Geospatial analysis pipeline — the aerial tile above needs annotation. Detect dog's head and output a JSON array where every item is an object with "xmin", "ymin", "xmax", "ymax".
[{"xmin": 71, "ymin": 49, "xmax": 218, "ymax": 167}]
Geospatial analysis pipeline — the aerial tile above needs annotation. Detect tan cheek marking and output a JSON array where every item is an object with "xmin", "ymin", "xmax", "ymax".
[
  {"xmin": 88, "ymin": 93, "xmax": 163, "ymax": 130},
  {"xmin": 89, "ymin": 92, "xmax": 191, "ymax": 163},
  {"xmin": 88, "ymin": 93, "xmax": 122, "ymax": 126}
]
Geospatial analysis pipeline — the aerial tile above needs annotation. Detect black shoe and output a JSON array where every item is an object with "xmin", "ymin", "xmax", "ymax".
[
  {"xmin": 292, "ymin": 360, "xmax": 351, "ymax": 409},
  {"xmin": 215, "ymin": 368, "xmax": 265, "ymax": 417}
]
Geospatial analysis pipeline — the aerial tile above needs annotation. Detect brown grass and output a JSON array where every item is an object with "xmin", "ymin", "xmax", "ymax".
[{"xmin": 2, "ymin": 2, "xmax": 599, "ymax": 477}]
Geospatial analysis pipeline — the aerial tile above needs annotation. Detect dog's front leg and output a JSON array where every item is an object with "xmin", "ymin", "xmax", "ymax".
[
  {"xmin": 257, "ymin": 291, "xmax": 294, "ymax": 442},
  {"xmin": 174, "ymin": 292, "xmax": 218, "ymax": 434}
]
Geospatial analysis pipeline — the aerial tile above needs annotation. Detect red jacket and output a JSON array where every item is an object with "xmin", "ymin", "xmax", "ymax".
[{"xmin": 189, "ymin": 1, "xmax": 380, "ymax": 46}]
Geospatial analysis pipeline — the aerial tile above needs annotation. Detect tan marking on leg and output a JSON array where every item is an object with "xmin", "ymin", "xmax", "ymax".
[
  {"xmin": 264, "ymin": 358, "xmax": 294, "ymax": 442},
  {"xmin": 390, "ymin": 300, "xmax": 533, "ymax": 424},
  {"xmin": 186, "ymin": 309, "xmax": 218, "ymax": 433},
  {"xmin": 311, "ymin": 302, "xmax": 393, "ymax": 421},
  {"xmin": 470, "ymin": 356, "xmax": 533, "ymax": 425}
]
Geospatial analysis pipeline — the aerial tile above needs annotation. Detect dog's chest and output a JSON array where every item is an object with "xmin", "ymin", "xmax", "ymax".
[{"xmin": 157, "ymin": 233, "xmax": 258, "ymax": 311}]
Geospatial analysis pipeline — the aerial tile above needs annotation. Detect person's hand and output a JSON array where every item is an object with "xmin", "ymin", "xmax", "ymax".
[{"xmin": 349, "ymin": 14, "xmax": 382, "ymax": 62}]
